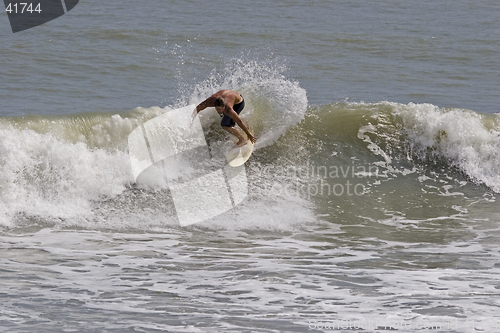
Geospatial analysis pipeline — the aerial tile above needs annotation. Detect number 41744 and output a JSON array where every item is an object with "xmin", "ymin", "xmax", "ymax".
[{"xmin": 5, "ymin": 3, "xmax": 42, "ymax": 14}]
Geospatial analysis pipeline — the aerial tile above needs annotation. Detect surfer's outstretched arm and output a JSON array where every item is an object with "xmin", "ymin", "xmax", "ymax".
[
  {"xmin": 192, "ymin": 97, "xmax": 217, "ymax": 121},
  {"xmin": 195, "ymin": 97, "xmax": 217, "ymax": 112}
]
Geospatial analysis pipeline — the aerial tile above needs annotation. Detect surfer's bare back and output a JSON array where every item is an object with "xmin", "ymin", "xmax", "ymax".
[{"xmin": 194, "ymin": 90, "xmax": 257, "ymax": 146}]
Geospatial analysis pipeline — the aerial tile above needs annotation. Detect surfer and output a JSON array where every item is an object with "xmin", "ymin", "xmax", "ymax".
[{"xmin": 193, "ymin": 90, "xmax": 257, "ymax": 146}]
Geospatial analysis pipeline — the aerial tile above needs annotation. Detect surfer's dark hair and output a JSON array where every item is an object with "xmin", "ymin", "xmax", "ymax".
[{"xmin": 215, "ymin": 97, "xmax": 225, "ymax": 107}]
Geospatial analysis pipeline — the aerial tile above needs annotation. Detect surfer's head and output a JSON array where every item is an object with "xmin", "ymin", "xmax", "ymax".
[{"xmin": 215, "ymin": 97, "xmax": 225, "ymax": 108}]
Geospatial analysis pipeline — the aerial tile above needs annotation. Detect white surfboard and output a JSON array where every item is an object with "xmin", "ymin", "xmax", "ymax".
[{"xmin": 226, "ymin": 141, "xmax": 254, "ymax": 167}]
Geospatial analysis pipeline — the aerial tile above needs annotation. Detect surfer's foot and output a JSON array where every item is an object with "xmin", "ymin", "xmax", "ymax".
[{"xmin": 236, "ymin": 139, "xmax": 248, "ymax": 147}]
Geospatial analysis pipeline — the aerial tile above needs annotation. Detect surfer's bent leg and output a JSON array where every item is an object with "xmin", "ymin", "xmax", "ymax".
[
  {"xmin": 222, "ymin": 126, "xmax": 246, "ymax": 146},
  {"xmin": 221, "ymin": 98, "xmax": 247, "ymax": 146}
]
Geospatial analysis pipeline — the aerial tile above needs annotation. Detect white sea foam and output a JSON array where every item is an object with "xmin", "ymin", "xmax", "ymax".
[
  {"xmin": 0, "ymin": 59, "xmax": 311, "ymax": 229},
  {"xmin": 356, "ymin": 101, "xmax": 500, "ymax": 193},
  {"xmin": 0, "ymin": 126, "xmax": 132, "ymax": 227},
  {"xmin": 393, "ymin": 103, "xmax": 500, "ymax": 192}
]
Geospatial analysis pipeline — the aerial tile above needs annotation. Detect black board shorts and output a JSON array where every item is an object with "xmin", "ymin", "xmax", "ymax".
[{"xmin": 221, "ymin": 97, "xmax": 245, "ymax": 128}]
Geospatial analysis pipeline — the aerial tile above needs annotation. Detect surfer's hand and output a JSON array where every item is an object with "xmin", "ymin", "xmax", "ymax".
[{"xmin": 248, "ymin": 134, "xmax": 257, "ymax": 144}]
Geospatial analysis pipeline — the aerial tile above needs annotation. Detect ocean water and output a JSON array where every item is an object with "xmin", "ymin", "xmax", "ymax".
[{"xmin": 1, "ymin": 1, "xmax": 499, "ymax": 332}]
